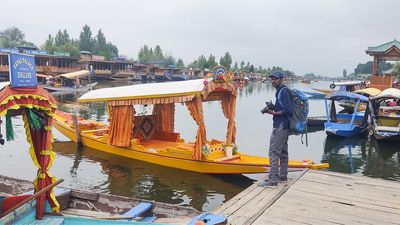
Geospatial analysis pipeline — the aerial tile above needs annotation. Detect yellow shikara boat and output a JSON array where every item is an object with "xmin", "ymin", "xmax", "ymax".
[{"xmin": 53, "ymin": 68, "xmax": 328, "ymax": 174}]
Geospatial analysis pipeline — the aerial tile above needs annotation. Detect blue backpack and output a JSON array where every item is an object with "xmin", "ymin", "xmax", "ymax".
[{"xmin": 278, "ymin": 87, "xmax": 309, "ymax": 133}]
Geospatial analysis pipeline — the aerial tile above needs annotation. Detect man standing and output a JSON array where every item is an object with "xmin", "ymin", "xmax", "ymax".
[{"xmin": 259, "ymin": 71, "xmax": 293, "ymax": 187}]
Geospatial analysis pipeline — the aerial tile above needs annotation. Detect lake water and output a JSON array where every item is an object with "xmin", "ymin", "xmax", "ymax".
[{"xmin": 0, "ymin": 80, "xmax": 399, "ymax": 211}]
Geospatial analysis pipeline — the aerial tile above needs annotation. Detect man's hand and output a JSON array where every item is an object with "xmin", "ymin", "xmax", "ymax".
[
  {"xmin": 268, "ymin": 110, "xmax": 281, "ymax": 115},
  {"xmin": 266, "ymin": 109, "xmax": 274, "ymax": 115}
]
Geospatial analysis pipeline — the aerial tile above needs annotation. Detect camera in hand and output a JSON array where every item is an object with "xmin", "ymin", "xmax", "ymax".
[{"xmin": 261, "ymin": 101, "xmax": 275, "ymax": 114}]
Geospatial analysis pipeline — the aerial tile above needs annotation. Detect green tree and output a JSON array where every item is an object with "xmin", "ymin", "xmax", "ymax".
[
  {"xmin": 164, "ymin": 55, "xmax": 176, "ymax": 67},
  {"xmin": 42, "ymin": 34, "xmax": 55, "ymax": 53},
  {"xmin": 95, "ymin": 29, "xmax": 107, "ymax": 54},
  {"xmin": 249, "ymin": 64, "xmax": 255, "ymax": 73},
  {"xmin": 240, "ymin": 60, "xmax": 245, "ymax": 70},
  {"xmin": 55, "ymin": 29, "xmax": 70, "ymax": 46},
  {"xmin": 79, "ymin": 24, "xmax": 95, "ymax": 52},
  {"xmin": 354, "ymin": 61, "xmax": 393, "ymax": 74},
  {"xmin": 59, "ymin": 42, "xmax": 80, "ymax": 57},
  {"xmin": 233, "ymin": 62, "xmax": 239, "ymax": 71},
  {"xmin": 219, "ymin": 52, "xmax": 232, "ymax": 70},
  {"xmin": 207, "ymin": 54, "xmax": 217, "ymax": 70},
  {"xmin": 304, "ymin": 73, "xmax": 317, "ymax": 79},
  {"xmin": 106, "ymin": 42, "xmax": 118, "ymax": 60},
  {"xmin": 188, "ymin": 60, "xmax": 198, "ymax": 68},
  {"xmin": 176, "ymin": 58, "xmax": 184, "ymax": 68},
  {"xmin": 138, "ymin": 45, "xmax": 152, "ymax": 64},
  {"xmin": 153, "ymin": 45, "xmax": 164, "ymax": 61},
  {"xmin": 42, "ymin": 30, "xmax": 79, "ymax": 57},
  {"xmin": 197, "ymin": 55, "xmax": 208, "ymax": 70},
  {"xmin": 245, "ymin": 62, "xmax": 251, "ymax": 72},
  {"xmin": 393, "ymin": 62, "xmax": 400, "ymax": 81},
  {"xmin": 0, "ymin": 27, "xmax": 29, "ymax": 48}
]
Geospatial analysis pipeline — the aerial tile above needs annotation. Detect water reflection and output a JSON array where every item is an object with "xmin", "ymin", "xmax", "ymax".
[
  {"xmin": 364, "ymin": 137, "xmax": 400, "ymax": 181},
  {"xmin": 322, "ymin": 135, "xmax": 367, "ymax": 174},
  {"xmin": 52, "ymin": 141, "xmax": 253, "ymax": 211},
  {"xmin": 323, "ymin": 135, "xmax": 400, "ymax": 180}
]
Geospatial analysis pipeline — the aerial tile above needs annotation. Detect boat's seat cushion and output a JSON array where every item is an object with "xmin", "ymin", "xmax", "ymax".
[{"xmin": 154, "ymin": 130, "xmax": 180, "ymax": 142}]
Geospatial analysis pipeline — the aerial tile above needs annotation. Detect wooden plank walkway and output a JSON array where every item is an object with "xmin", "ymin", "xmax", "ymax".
[{"xmin": 213, "ymin": 169, "xmax": 400, "ymax": 225}]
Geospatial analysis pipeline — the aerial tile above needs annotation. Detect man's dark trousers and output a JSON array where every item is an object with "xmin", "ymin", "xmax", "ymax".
[{"xmin": 269, "ymin": 123, "xmax": 290, "ymax": 183}]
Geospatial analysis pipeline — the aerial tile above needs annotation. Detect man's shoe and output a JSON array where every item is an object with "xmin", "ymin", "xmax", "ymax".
[
  {"xmin": 258, "ymin": 179, "xmax": 278, "ymax": 187},
  {"xmin": 278, "ymin": 176, "xmax": 287, "ymax": 183}
]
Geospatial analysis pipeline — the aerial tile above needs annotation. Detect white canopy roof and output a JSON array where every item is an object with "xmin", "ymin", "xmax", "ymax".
[
  {"xmin": 57, "ymin": 70, "xmax": 89, "ymax": 79},
  {"xmin": 332, "ymin": 81, "xmax": 362, "ymax": 86},
  {"xmin": 370, "ymin": 88, "xmax": 400, "ymax": 100},
  {"xmin": 79, "ymin": 79, "xmax": 208, "ymax": 103},
  {"xmin": 0, "ymin": 82, "xmax": 9, "ymax": 91},
  {"xmin": 353, "ymin": 87, "xmax": 381, "ymax": 97}
]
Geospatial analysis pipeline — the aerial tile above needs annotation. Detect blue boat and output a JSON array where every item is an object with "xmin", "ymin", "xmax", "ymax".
[
  {"xmin": 324, "ymin": 91, "xmax": 369, "ymax": 137},
  {"xmin": 302, "ymin": 90, "xmax": 327, "ymax": 99}
]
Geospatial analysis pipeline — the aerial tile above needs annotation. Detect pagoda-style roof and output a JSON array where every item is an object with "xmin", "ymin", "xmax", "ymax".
[{"xmin": 366, "ymin": 39, "xmax": 400, "ymax": 55}]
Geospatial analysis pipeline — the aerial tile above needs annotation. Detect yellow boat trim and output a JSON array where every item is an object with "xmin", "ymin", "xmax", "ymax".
[
  {"xmin": 0, "ymin": 93, "xmax": 57, "ymax": 108},
  {"xmin": 53, "ymin": 116, "xmax": 329, "ymax": 174}
]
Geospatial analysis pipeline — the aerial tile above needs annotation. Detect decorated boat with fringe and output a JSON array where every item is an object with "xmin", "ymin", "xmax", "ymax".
[
  {"xmin": 369, "ymin": 88, "xmax": 400, "ymax": 141},
  {"xmin": 53, "ymin": 66, "xmax": 329, "ymax": 174}
]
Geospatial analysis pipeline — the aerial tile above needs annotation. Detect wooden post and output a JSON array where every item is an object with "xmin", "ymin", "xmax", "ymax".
[
  {"xmin": 72, "ymin": 114, "xmax": 82, "ymax": 146},
  {"xmin": 372, "ymin": 57, "xmax": 378, "ymax": 76}
]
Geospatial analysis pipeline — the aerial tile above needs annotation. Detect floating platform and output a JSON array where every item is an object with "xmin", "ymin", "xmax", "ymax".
[
  {"xmin": 213, "ymin": 169, "xmax": 400, "ymax": 225},
  {"xmin": 307, "ymin": 116, "xmax": 327, "ymax": 126}
]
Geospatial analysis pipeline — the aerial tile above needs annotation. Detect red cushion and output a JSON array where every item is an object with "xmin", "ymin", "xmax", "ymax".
[{"xmin": 1, "ymin": 194, "xmax": 31, "ymax": 213}]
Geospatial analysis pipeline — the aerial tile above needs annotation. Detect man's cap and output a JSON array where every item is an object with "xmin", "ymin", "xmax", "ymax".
[{"xmin": 268, "ymin": 71, "xmax": 284, "ymax": 79}]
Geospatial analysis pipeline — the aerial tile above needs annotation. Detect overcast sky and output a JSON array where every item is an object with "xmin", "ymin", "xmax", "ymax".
[{"xmin": 1, "ymin": 0, "xmax": 399, "ymax": 76}]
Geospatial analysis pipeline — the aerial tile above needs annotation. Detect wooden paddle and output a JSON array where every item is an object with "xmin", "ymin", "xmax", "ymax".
[{"xmin": 0, "ymin": 179, "xmax": 64, "ymax": 218}]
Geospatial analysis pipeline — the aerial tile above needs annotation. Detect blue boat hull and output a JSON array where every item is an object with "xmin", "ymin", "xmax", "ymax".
[{"xmin": 324, "ymin": 122, "xmax": 368, "ymax": 138}]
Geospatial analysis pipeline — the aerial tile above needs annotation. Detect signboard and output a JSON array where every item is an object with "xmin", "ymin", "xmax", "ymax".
[
  {"xmin": 0, "ymin": 48, "xmax": 19, "ymax": 53},
  {"xmin": 54, "ymin": 51, "xmax": 70, "ymax": 57},
  {"xmin": 9, "ymin": 53, "xmax": 37, "ymax": 88},
  {"xmin": 22, "ymin": 49, "xmax": 48, "ymax": 55}
]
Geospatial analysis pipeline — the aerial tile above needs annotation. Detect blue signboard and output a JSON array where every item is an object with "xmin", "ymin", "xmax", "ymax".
[
  {"xmin": 9, "ymin": 53, "xmax": 37, "ymax": 88},
  {"xmin": 0, "ymin": 48, "xmax": 19, "ymax": 53}
]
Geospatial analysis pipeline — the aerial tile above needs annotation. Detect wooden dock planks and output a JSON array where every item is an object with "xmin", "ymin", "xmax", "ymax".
[{"xmin": 214, "ymin": 170, "xmax": 400, "ymax": 225}]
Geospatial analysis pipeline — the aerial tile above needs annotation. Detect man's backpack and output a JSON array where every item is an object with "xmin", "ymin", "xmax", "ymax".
[{"xmin": 277, "ymin": 87, "xmax": 309, "ymax": 133}]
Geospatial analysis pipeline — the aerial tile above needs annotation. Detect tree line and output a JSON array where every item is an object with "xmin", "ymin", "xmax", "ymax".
[
  {"xmin": 43, "ymin": 25, "xmax": 119, "ymax": 60},
  {"xmin": 0, "ymin": 25, "xmax": 119, "ymax": 60},
  {"xmin": 1, "ymin": 26, "xmax": 296, "ymax": 76},
  {"xmin": 351, "ymin": 61, "xmax": 400, "ymax": 80}
]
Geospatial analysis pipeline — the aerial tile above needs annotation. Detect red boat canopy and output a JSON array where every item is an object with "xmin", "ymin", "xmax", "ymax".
[{"xmin": 0, "ymin": 84, "xmax": 59, "ymax": 219}]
